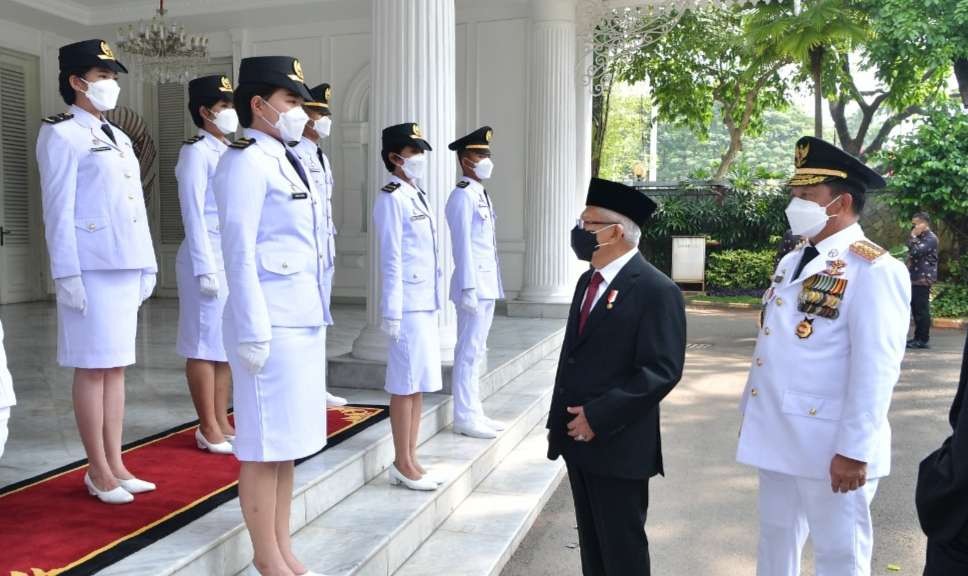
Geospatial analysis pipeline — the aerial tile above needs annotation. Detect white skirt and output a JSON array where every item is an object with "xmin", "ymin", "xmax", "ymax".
[
  {"xmin": 175, "ymin": 246, "xmax": 228, "ymax": 362},
  {"xmin": 385, "ymin": 310, "xmax": 443, "ymax": 396},
  {"xmin": 57, "ymin": 269, "xmax": 141, "ymax": 369},
  {"xmin": 225, "ymin": 317, "xmax": 327, "ymax": 462}
]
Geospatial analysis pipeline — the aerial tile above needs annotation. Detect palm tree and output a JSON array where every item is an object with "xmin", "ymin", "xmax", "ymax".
[{"xmin": 746, "ymin": 0, "xmax": 869, "ymax": 137}]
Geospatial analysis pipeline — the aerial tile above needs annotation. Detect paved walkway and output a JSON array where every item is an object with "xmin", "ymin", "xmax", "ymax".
[{"xmin": 503, "ymin": 308, "xmax": 966, "ymax": 576}]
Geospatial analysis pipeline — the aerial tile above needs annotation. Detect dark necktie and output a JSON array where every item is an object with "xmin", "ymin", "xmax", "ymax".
[
  {"xmin": 284, "ymin": 148, "xmax": 310, "ymax": 190},
  {"xmin": 417, "ymin": 189, "xmax": 430, "ymax": 211},
  {"xmin": 794, "ymin": 245, "xmax": 820, "ymax": 279},
  {"xmin": 483, "ymin": 188, "xmax": 492, "ymax": 210},
  {"xmin": 316, "ymin": 147, "xmax": 327, "ymax": 173},
  {"xmin": 100, "ymin": 123, "xmax": 116, "ymax": 144},
  {"xmin": 578, "ymin": 272, "xmax": 605, "ymax": 336}
]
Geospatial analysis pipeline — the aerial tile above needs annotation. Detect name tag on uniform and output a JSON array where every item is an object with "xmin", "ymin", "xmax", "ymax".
[
  {"xmin": 90, "ymin": 146, "xmax": 112, "ymax": 152},
  {"xmin": 291, "ymin": 192, "xmax": 309, "ymax": 200},
  {"xmin": 411, "ymin": 213, "xmax": 428, "ymax": 221}
]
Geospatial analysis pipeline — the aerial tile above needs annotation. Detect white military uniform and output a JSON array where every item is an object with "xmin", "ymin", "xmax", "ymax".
[
  {"xmin": 736, "ymin": 223, "xmax": 910, "ymax": 576},
  {"xmin": 292, "ymin": 137, "xmax": 336, "ymax": 325},
  {"xmin": 0, "ymin": 319, "xmax": 15, "ymax": 460},
  {"xmin": 374, "ymin": 174, "xmax": 444, "ymax": 396},
  {"xmin": 36, "ymin": 105, "xmax": 157, "ymax": 368},
  {"xmin": 445, "ymin": 176, "xmax": 504, "ymax": 426},
  {"xmin": 214, "ymin": 128, "xmax": 328, "ymax": 462},
  {"xmin": 175, "ymin": 131, "xmax": 229, "ymax": 361}
]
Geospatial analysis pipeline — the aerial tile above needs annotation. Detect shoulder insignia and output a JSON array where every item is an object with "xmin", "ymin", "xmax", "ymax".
[
  {"xmin": 42, "ymin": 112, "xmax": 74, "ymax": 125},
  {"xmin": 381, "ymin": 182, "xmax": 401, "ymax": 193},
  {"xmin": 456, "ymin": 180, "xmax": 470, "ymax": 188},
  {"xmin": 228, "ymin": 137, "xmax": 255, "ymax": 150},
  {"xmin": 849, "ymin": 240, "xmax": 887, "ymax": 263},
  {"xmin": 794, "ymin": 238, "xmax": 809, "ymax": 251},
  {"xmin": 183, "ymin": 135, "xmax": 204, "ymax": 145}
]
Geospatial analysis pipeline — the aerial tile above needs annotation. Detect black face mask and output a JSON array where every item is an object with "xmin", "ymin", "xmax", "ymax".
[{"xmin": 571, "ymin": 226, "xmax": 600, "ymax": 262}]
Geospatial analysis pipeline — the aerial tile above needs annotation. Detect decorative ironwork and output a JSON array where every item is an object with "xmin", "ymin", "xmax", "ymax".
[{"xmin": 116, "ymin": 0, "xmax": 209, "ymax": 84}]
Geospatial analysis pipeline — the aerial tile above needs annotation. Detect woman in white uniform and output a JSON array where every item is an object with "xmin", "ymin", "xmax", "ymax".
[
  {"xmin": 36, "ymin": 39, "xmax": 158, "ymax": 505},
  {"xmin": 176, "ymin": 75, "xmax": 238, "ymax": 455},
  {"xmin": 0, "ymin": 319, "xmax": 15, "ymax": 460},
  {"xmin": 214, "ymin": 56, "xmax": 327, "ymax": 576},
  {"xmin": 375, "ymin": 123, "xmax": 444, "ymax": 492}
]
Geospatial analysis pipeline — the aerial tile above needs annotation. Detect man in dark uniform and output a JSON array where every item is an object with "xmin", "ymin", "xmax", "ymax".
[
  {"xmin": 906, "ymin": 212, "xmax": 939, "ymax": 349},
  {"xmin": 547, "ymin": 177, "xmax": 687, "ymax": 576},
  {"xmin": 917, "ymin": 332, "xmax": 968, "ymax": 574}
]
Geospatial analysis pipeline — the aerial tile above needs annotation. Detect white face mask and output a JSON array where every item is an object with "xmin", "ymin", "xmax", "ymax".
[
  {"xmin": 80, "ymin": 78, "xmax": 121, "ymax": 112},
  {"xmin": 784, "ymin": 195, "xmax": 841, "ymax": 238},
  {"xmin": 313, "ymin": 116, "xmax": 332, "ymax": 140},
  {"xmin": 211, "ymin": 108, "xmax": 239, "ymax": 135},
  {"xmin": 398, "ymin": 153, "xmax": 427, "ymax": 181},
  {"xmin": 472, "ymin": 157, "xmax": 494, "ymax": 180},
  {"xmin": 261, "ymin": 98, "xmax": 309, "ymax": 143}
]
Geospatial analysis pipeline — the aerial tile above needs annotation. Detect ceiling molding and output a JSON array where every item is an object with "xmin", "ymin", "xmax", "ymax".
[
  {"xmin": 7, "ymin": 0, "xmax": 92, "ymax": 25},
  {"xmin": 90, "ymin": 0, "xmax": 351, "ymax": 25}
]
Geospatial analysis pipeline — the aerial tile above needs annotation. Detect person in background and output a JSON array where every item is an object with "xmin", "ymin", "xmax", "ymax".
[
  {"xmin": 906, "ymin": 211, "xmax": 939, "ymax": 350},
  {"xmin": 0, "ymin": 319, "xmax": 14, "ymax": 460},
  {"xmin": 291, "ymin": 82, "xmax": 347, "ymax": 408},
  {"xmin": 176, "ymin": 75, "xmax": 237, "ymax": 455},
  {"xmin": 36, "ymin": 39, "xmax": 158, "ymax": 505}
]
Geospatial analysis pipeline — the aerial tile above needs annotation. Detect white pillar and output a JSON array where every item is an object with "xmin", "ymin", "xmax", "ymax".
[
  {"xmin": 352, "ymin": 0, "xmax": 457, "ymax": 362},
  {"xmin": 516, "ymin": 0, "xmax": 579, "ymax": 305}
]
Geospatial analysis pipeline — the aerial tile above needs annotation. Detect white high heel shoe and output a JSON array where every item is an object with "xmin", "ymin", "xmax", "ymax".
[
  {"xmin": 388, "ymin": 464, "xmax": 438, "ymax": 491},
  {"xmin": 118, "ymin": 476, "xmax": 156, "ymax": 494},
  {"xmin": 196, "ymin": 429, "xmax": 234, "ymax": 455},
  {"xmin": 84, "ymin": 473, "xmax": 134, "ymax": 504},
  {"xmin": 484, "ymin": 416, "xmax": 506, "ymax": 432}
]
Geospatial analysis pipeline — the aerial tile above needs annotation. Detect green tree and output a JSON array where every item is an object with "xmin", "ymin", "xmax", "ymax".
[
  {"xmin": 622, "ymin": 7, "xmax": 792, "ymax": 180},
  {"xmin": 599, "ymin": 88, "xmax": 652, "ymax": 181}
]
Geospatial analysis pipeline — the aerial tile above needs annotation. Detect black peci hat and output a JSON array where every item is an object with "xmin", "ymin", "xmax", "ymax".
[
  {"xmin": 788, "ymin": 136, "xmax": 886, "ymax": 191},
  {"xmin": 382, "ymin": 122, "xmax": 432, "ymax": 152},
  {"xmin": 188, "ymin": 75, "xmax": 234, "ymax": 103},
  {"xmin": 59, "ymin": 39, "xmax": 128, "ymax": 74},
  {"xmin": 237, "ymin": 56, "xmax": 312, "ymax": 101},
  {"xmin": 585, "ymin": 178, "xmax": 657, "ymax": 226},
  {"xmin": 305, "ymin": 83, "xmax": 332, "ymax": 115},
  {"xmin": 448, "ymin": 126, "xmax": 492, "ymax": 152}
]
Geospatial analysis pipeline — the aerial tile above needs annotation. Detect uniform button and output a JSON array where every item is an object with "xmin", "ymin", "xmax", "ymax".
[
  {"xmin": 87, "ymin": 223, "xmax": 96, "ymax": 231},
  {"xmin": 776, "ymin": 298, "xmax": 784, "ymax": 306},
  {"xmin": 751, "ymin": 388, "xmax": 758, "ymax": 397},
  {"xmin": 756, "ymin": 358, "xmax": 764, "ymax": 367},
  {"xmin": 128, "ymin": 195, "xmax": 135, "ymax": 200},
  {"xmin": 124, "ymin": 173, "xmax": 132, "ymax": 179},
  {"xmin": 282, "ymin": 262, "xmax": 289, "ymax": 269},
  {"xmin": 763, "ymin": 327, "xmax": 771, "ymax": 336},
  {"xmin": 318, "ymin": 255, "xmax": 323, "ymax": 260},
  {"xmin": 809, "ymin": 408, "xmax": 817, "ymax": 416},
  {"xmin": 119, "ymin": 152, "xmax": 125, "ymax": 158},
  {"xmin": 133, "ymin": 218, "xmax": 138, "ymax": 223}
]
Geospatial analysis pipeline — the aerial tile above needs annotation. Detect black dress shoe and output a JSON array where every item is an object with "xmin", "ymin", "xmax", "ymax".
[{"xmin": 907, "ymin": 340, "xmax": 931, "ymax": 349}]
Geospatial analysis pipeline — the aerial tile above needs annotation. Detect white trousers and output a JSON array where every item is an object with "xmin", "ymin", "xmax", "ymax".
[
  {"xmin": 453, "ymin": 300, "xmax": 495, "ymax": 426},
  {"xmin": 757, "ymin": 469, "xmax": 879, "ymax": 576},
  {"xmin": 0, "ymin": 406, "xmax": 10, "ymax": 460}
]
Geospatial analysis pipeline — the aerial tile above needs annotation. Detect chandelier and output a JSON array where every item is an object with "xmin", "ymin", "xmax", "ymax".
[{"xmin": 116, "ymin": 0, "xmax": 209, "ymax": 84}]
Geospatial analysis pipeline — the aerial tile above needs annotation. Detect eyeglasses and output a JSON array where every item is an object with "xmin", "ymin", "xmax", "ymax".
[{"xmin": 576, "ymin": 218, "xmax": 619, "ymax": 231}]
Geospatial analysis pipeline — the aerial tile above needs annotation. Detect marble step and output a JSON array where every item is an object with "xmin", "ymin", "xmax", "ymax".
[
  {"xmin": 393, "ymin": 422, "xmax": 566, "ymax": 576},
  {"xmin": 267, "ymin": 351, "xmax": 560, "ymax": 576}
]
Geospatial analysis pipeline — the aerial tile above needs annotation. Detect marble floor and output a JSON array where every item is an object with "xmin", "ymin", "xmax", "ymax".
[{"xmin": 0, "ymin": 299, "xmax": 563, "ymax": 487}]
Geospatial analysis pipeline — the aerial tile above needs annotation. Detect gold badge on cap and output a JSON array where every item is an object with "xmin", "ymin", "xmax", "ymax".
[
  {"xmin": 290, "ymin": 59, "xmax": 305, "ymax": 83},
  {"xmin": 485, "ymin": 129, "xmax": 493, "ymax": 143},
  {"xmin": 99, "ymin": 41, "xmax": 116, "ymax": 61},
  {"xmin": 219, "ymin": 76, "xmax": 232, "ymax": 92},
  {"xmin": 412, "ymin": 124, "xmax": 424, "ymax": 139},
  {"xmin": 324, "ymin": 86, "xmax": 332, "ymax": 101},
  {"xmin": 795, "ymin": 143, "xmax": 810, "ymax": 168}
]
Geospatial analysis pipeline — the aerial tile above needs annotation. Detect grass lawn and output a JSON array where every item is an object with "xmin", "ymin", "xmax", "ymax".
[{"xmin": 686, "ymin": 294, "xmax": 761, "ymax": 307}]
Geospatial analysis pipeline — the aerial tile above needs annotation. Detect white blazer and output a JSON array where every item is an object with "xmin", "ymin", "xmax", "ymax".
[
  {"xmin": 373, "ymin": 175, "xmax": 443, "ymax": 320},
  {"xmin": 0, "ymin": 320, "xmax": 14, "ymax": 410},
  {"xmin": 214, "ymin": 128, "xmax": 328, "ymax": 344},
  {"xmin": 445, "ymin": 177, "xmax": 504, "ymax": 303},
  {"xmin": 36, "ymin": 105, "xmax": 157, "ymax": 279},
  {"xmin": 176, "ymin": 131, "xmax": 227, "ymax": 275},
  {"xmin": 736, "ymin": 223, "xmax": 911, "ymax": 480}
]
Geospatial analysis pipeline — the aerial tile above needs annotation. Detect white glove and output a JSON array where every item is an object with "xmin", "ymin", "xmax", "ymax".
[
  {"xmin": 55, "ymin": 276, "xmax": 87, "ymax": 315},
  {"xmin": 460, "ymin": 289, "xmax": 479, "ymax": 314},
  {"xmin": 140, "ymin": 273, "xmax": 156, "ymax": 304},
  {"xmin": 198, "ymin": 273, "xmax": 220, "ymax": 297},
  {"xmin": 237, "ymin": 341, "xmax": 270, "ymax": 375},
  {"xmin": 381, "ymin": 318, "xmax": 401, "ymax": 342}
]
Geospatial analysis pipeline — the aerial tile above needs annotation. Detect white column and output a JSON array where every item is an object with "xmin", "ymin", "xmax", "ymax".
[
  {"xmin": 352, "ymin": 0, "xmax": 457, "ymax": 362},
  {"xmin": 516, "ymin": 0, "xmax": 579, "ymax": 305}
]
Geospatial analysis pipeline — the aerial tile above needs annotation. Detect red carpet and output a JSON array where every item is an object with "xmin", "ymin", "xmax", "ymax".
[{"xmin": 0, "ymin": 405, "xmax": 387, "ymax": 576}]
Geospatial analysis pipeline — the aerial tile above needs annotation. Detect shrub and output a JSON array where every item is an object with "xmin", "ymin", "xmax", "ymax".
[
  {"xmin": 706, "ymin": 249, "xmax": 776, "ymax": 291},
  {"xmin": 932, "ymin": 284, "xmax": 968, "ymax": 319}
]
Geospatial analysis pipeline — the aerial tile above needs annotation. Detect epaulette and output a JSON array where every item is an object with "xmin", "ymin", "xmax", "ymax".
[
  {"xmin": 183, "ymin": 135, "xmax": 204, "ymax": 145},
  {"xmin": 42, "ymin": 112, "xmax": 74, "ymax": 125},
  {"xmin": 228, "ymin": 137, "xmax": 255, "ymax": 150},
  {"xmin": 849, "ymin": 239, "xmax": 887, "ymax": 262},
  {"xmin": 381, "ymin": 182, "xmax": 401, "ymax": 193},
  {"xmin": 794, "ymin": 238, "xmax": 809, "ymax": 251},
  {"xmin": 456, "ymin": 180, "xmax": 470, "ymax": 188}
]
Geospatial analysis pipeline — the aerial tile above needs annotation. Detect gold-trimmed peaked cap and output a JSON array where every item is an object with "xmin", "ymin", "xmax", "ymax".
[
  {"xmin": 237, "ymin": 56, "xmax": 312, "ymax": 101},
  {"xmin": 59, "ymin": 39, "xmax": 128, "ymax": 74},
  {"xmin": 305, "ymin": 83, "xmax": 333, "ymax": 114},
  {"xmin": 789, "ymin": 136, "xmax": 886, "ymax": 191},
  {"xmin": 382, "ymin": 122, "xmax": 432, "ymax": 152},
  {"xmin": 448, "ymin": 126, "xmax": 493, "ymax": 152}
]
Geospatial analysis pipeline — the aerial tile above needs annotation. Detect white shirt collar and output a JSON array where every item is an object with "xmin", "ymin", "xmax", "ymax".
[
  {"xmin": 596, "ymin": 247, "xmax": 639, "ymax": 286},
  {"xmin": 199, "ymin": 130, "xmax": 227, "ymax": 152},
  {"xmin": 70, "ymin": 104, "xmax": 105, "ymax": 129},
  {"xmin": 811, "ymin": 222, "xmax": 865, "ymax": 257},
  {"xmin": 293, "ymin": 137, "xmax": 318, "ymax": 156},
  {"xmin": 245, "ymin": 127, "xmax": 286, "ymax": 158}
]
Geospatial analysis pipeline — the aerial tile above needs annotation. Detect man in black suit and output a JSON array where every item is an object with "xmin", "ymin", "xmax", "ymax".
[
  {"xmin": 547, "ymin": 177, "xmax": 687, "ymax": 576},
  {"xmin": 917, "ymin": 332, "xmax": 968, "ymax": 574}
]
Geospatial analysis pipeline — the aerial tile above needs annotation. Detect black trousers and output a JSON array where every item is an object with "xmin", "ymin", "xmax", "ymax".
[
  {"xmin": 924, "ymin": 523, "xmax": 968, "ymax": 576},
  {"xmin": 912, "ymin": 285, "xmax": 932, "ymax": 343},
  {"xmin": 567, "ymin": 463, "xmax": 650, "ymax": 576}
]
